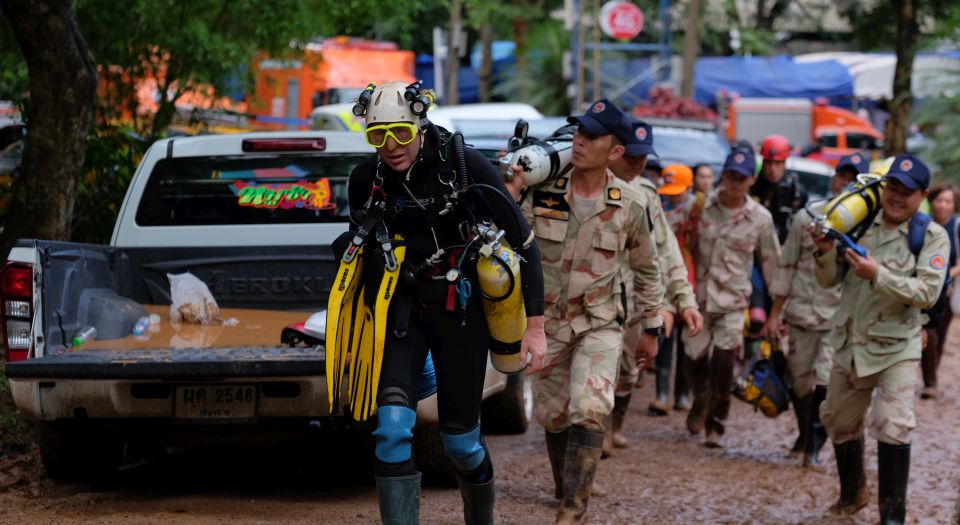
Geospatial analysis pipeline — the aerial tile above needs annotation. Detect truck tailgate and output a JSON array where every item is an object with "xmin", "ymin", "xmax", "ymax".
[{"xmin": 4, "ymin": 346, "xmax": 325, "ymax": 380}]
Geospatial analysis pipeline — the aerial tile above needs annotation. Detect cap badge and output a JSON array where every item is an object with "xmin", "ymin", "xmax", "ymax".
[
  {"xmin": 635, "ymin": 126, "xmax": 647, "ymax": 141},
  {"xmin": 900, "ymin": 159, "xmax": 913, "ymax": 172},
  {"xmin": 592, "ymin": 102, "xmax": 606, "ymax": 113},
  {"xmin": 734, "ymin": 153, "xmax": 745, "ymax": 164},
  {"xmin": 852, "ymin": 155, "xmax": 861, "ymax": 163}
]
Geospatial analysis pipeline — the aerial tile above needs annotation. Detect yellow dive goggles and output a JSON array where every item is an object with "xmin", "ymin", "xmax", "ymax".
[{"xmin": 365, "ymin": 122, "xmax": 419, "ymax": 148}]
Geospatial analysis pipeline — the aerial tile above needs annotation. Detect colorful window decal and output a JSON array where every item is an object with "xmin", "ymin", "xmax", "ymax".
[{"xmin": 231, "ymin": 178, "xmax": 335, "ymax": 210}]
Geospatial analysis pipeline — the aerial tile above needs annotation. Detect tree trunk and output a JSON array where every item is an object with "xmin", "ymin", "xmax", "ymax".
[
  {"xmin": 681, "ymin": 0, "xmax": 704, "ymax": 99},
  {"xmin": 512, "ymin": 0, "xmax": 530, "ymax": 101},
  {"xmin": 0, "ymin": 0, "xmax": 97, "ymax": 258},
  {"xmin": 478, "ymin": 21, "xmax": 493, "ymax": 103},
  {"xmin": 886, "ymin": 0, "xmax": 918, "ymax": 156},
  {"xmin": 446, "ymin": 0, "xmax": 462, "ymax": 105}
]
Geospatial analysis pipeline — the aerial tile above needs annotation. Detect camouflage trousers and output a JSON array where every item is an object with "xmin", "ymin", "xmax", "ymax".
[
  {"xmin": 682, "ymin": 311, "xmax": 743, "ymax": 360},
  {"xmin": 785, "ymin": 325, "xmax": 835, "ymax": 397},
  {"xmin": 615, "ymin": 316, "xmax": 643, "ymax": 396},
  {"xmin": 533, "ymin": 324, "xmax": 621, "ymax": 433},
  {"xmin": 820, "ymin": 358, "xmax": 919, "ymax": 445}
]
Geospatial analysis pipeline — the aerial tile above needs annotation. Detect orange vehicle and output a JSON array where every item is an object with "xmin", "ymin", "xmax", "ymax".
[
  {"xmin": 249, "ymin": 37, "xmax": 416, "ymax": 130},
  {"xmin": 723, "ymin": 97, "xmax": 883, "ymax": 166}
]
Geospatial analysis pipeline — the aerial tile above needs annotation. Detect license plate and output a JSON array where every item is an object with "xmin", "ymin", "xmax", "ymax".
[{"xmin": 174, "ymin": 384, "xmax": 257, "ymax": 419}]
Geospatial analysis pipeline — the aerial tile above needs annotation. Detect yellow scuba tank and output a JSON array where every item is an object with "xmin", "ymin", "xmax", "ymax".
[
  {"xmin": 817, "ymin": 173, "xmax": 884, "ymax": 236},
  {"xmin": 475, "ymin": 225, "xmax": 527, "ymax": 373}
]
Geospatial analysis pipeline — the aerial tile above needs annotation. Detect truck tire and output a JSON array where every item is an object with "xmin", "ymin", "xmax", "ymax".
[
  {"xmin": 37, "ymin": 424, "xmax": 123, "ymax": 480},
  {"xmin": 413, "ymin": 423, "xmax": 457, "ymax": 487},
  {"xmin": 480, "ymin": 373, "xmax": 533, "ymax": 434}
]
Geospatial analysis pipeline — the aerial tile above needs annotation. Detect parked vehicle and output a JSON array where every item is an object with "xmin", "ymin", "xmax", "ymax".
[
  {"xmin": 1, "ymin": 131, "xmax": 530, "ymax": 481},
  {"xmin": 722, "ymin": 97, "xmax": 883, "ymax": 166},
  {"xmin": 249, "ymin": 37, "xmax": 416, "ymax": 129}
]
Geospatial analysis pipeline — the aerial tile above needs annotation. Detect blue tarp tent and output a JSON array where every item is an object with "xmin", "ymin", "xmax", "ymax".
[
  {"xmin": 694, "ymin": 56, "xmax": 855, "ymax": 107},
  {"xmin": 415, "ymin": 54, "xmax": 480, "ymax": 104}
]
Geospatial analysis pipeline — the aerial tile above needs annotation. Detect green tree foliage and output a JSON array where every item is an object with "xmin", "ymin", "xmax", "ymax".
[
  {"xmin": 74, "ymin": 0, "xmax": 318, "ymax": 136},
  {"xmin": 0, "ymin": 17, "xmax": 27, "ymax": 105}
]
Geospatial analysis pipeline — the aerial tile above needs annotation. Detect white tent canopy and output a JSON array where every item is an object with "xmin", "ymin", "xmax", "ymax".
[{"xmin": 795, "ymin": 52, "xmax": 960, "ymax": 99}]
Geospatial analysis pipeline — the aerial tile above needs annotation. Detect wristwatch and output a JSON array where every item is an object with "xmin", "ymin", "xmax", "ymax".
[{"xmin": 643, "ymin": 325, "xmax": 664, "ymax": 337}]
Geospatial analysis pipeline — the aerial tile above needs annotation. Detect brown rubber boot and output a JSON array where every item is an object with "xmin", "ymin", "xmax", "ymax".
[
  {"xmin": 828, "ymin": 437, "xmax": 869, "ymax": 516},
  {"xmin": 545, "ymin": 428, "xmax": 570, "ymax": 499},
  {"xmin": 610, "ymin": 395, "xmax": 631, "ymax": 448},
  {"xmin": 683, "ymin": 355, "xmax": 710, "ymax": 435},
  {"xmin": 703, "ymin": 348, "xmax": 735, "ymax": 447},
  {"xmin": 556, "ymin": 425, "xmax": 604, "ymax": 525},
  {"xmin": 600, "ymin": 415, "xmax": 614, "ymax": 459}
]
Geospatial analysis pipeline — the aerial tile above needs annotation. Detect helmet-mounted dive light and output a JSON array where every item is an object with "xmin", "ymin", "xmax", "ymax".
[
  {"xmin": 404, "ymin": 80, "xmax": 433, "ymax": 118},
  {"xmin": 352, "ymin": 83, "xmax": 377, "ymax": 117}
]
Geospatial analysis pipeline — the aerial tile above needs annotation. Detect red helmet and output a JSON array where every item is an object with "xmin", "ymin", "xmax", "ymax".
[{"xmin": 760, "ymin": 134, "xmax": 790, "ymax": 161}]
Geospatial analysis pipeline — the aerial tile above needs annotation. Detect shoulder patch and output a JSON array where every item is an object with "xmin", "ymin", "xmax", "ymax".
[
  {"xmin": 607, "ymin": 188, "xmax": 621, "ymax": 201},
  {"xmin": 931, "ymin": 254, "xmax": 946, "ymax": 270},
  {"xmin": 554, "ymin": 177, "xmax": 568, "ymax": 189}
]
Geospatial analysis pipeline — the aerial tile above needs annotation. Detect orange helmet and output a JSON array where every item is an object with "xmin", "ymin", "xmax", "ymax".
[{"xmin": 760, "ymin": 134, "xmax": 790, "ymax": 161}]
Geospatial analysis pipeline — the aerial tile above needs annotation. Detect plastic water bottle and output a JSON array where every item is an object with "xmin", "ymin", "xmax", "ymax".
[
  {"xmin": 132, "ymin": 316, "xmax": 150, "ymax": 336},
  {"xmin": 71, "ymin": 326, "xmax": 97, "ymax": 348}
]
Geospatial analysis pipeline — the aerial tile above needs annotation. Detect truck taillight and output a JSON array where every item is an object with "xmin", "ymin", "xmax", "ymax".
[{"xmin": 1, "ymin": 263, "xmax": 32, "ymax": 361}]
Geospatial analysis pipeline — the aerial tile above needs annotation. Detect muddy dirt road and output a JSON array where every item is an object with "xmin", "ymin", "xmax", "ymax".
[{"xmin": 2, "ymin": 334, "xmax": 959, "ymax": 525}]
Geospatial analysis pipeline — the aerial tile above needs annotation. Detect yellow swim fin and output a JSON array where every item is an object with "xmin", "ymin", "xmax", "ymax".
[
  {"xmin": 347, "ymin": 237, "xmax": 405, "ymax": 421},
  {"xmin": 325, "ymin": 247, "xmax": 364, "ymax": 412}
]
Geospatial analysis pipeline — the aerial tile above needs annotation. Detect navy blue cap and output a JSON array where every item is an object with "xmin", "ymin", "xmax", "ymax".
[
  {"xmin": 722, "ymin": 149, "xmax": 756, "ymax": 178},
  {"xmin": 567, "ymin": 99, "xmax": 626, "ymax": 137},
  {"xmin": 645, "ymin": 156, "xmax": 662, "ymax": 173},
  {"xmin": 617, "ymin": 118, "xmax": 656, "ymax": 157},
  {"xmin": 836, "ymin": 152, "xmax": 869, "ymax": 174},
  {"xmin": 885, "ymin": 154, "xmax": 930, "ymax": 190}
]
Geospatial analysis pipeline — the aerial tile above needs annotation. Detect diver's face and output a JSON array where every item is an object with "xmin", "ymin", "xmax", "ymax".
[{"xmin": 373, "ymin": 123, "xmax": 422, "ymax": 172}]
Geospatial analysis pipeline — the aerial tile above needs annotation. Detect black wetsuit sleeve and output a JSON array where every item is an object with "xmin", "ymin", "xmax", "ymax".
[
  {"xmin": 464, "ymin": 148, "xmax": 545, "ymax": 317},
  {"xmin": 347, "ymin": 157, "xmax": 378, "ymax": 229}
]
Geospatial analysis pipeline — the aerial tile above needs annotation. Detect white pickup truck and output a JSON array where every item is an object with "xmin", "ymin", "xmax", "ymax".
[{"xmin": 2, "ymin": 131, "xmax": 530, "ymax": 480}]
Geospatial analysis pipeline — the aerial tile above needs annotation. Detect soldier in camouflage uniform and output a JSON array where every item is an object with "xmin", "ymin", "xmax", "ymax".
[
  {"xmin": 507, "ymin": 99, "xmax": 663, "ymax": 525},
  {"xmin": 681, "ymin": 148, "xmax": 781, "ymax": 448},
  {"xmin": 604, "ymin": 119, "xmax": 703, "ymax": 454},
  {"xmin": 765, "ymin": 153, "xmax": 864, "ymax": 466},
  {"xmin": 812, "ymin": 155, "xmax": 948, "ymax": 524}
]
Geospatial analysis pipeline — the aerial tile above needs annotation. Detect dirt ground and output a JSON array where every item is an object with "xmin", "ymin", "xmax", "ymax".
[{"xmin": 1, "ymin": 329, "xmax": 959, "ymax": 525}]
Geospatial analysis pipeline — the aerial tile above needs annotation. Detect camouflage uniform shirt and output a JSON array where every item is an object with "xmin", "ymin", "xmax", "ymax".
[
  {"xmin": 815, "ymin": 213, "xmax": 949, "ymax": 377},
  {"xmin": 689, "ymin": 192, "xmax": 781, "ymax": 313},
  {"xmin": 770, "ymin": 201, "xmax": 841, "ymax": 330},
  {"xmin": 521, "ymin": 174, "xmax": 663, "ymax": 342}
]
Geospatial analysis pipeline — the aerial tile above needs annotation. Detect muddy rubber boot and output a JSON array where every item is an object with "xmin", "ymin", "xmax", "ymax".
[
  {"xmin": 828, "ymin": 437, "xmax": 869, "ymax": 516},
  {"xmin": 648, "ymin": 360, "xmax": 671, "ymax": 416},
  {"xmin": 674, "ymin": 349, "xmax": 691, "ymax": 411},
  {"xmin": 683, "ymin": 355, "xmax": 710, "ymax": 435},
  {"xmin": 556, "ymin": 425, "xmax": 604, "ymax": 525},
  {"xmin": 376, "ymin": 473, "xmax": 421, "ymax": 525},
  {"xmin": 456, "ymin": 475, "xmax": 495, "ymax": 525},
  {"xmin": 804, "ymin": 386, "xmax": 828, "ymax": 467},
  {"xmin": 601, "ymin": 414, "xmax": 614, "ymax": 459},
  {"xmin": 611, "ymin": 395, "xmax": 631, "ymax": 448},
  {"xmin": 703, "ymin": 348, "xmax": 735, "ymax": 447},
  {"xmin": 546, "ymin": 429, "xmax": 570, "ymax": 499},
  {"xmin": 878, "ymin": 442, "xmax": 910, "ymax": 525},
  {"xmin": 790, "ymin": 393, "xmax": 812, "ymax": 456}
]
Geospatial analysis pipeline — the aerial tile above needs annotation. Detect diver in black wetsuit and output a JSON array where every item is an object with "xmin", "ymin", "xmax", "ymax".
[{"xmin": 344, "ymin": 81, "xmax": 546, "ymax": 525}]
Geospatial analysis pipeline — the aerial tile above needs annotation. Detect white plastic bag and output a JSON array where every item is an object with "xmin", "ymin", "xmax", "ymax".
[{"xmin": 167, "ymin": 272, "xmax": 222, "ymax": 325}]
